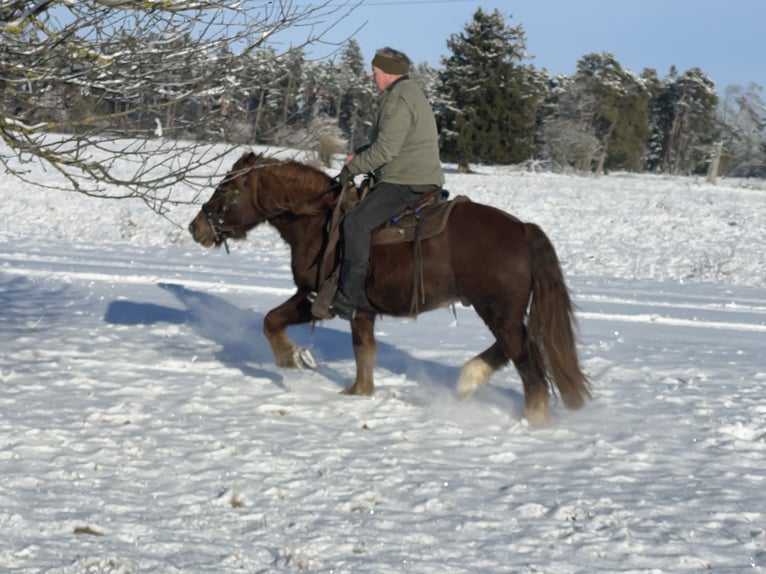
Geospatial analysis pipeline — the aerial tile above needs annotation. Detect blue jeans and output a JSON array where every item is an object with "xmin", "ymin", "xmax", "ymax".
[{"xmin": 339, "ymin": 182, "xmax": 422, "ymax": 305}]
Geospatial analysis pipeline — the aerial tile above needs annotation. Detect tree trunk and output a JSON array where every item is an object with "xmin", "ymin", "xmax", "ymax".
[
  {"xmin": 457, "ymin": 158, "xmax": 472, "ymax": 173},
  {"xmin": 707, "ymin": 141, "xmax": 723, "ymax": 184},
  {"xmin": 595, "ymin": 122, "xmax": 615, "ymax": 175},
  {"xmin": 251, "ymin": 88, "xmax": 266, "ymax": 143},
  {"xmin": 282, "ymin": 75, "xmax": 294, "ymax": 125},
  {"xmin": 663, "ymin": 93, "xmax": 688, "ymax": 174}
]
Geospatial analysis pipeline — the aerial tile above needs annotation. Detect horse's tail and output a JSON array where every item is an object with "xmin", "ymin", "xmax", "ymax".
[{"xmin": 524, "ymin": 223, "xmax": 591, "ymax": 410}]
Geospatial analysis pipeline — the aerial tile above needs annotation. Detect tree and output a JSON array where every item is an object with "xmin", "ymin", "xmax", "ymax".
[
  {"xmin": 647, "ymin": 67, "xmax": 719, "ymax": 174},
  {"xmin": 565, "ymin": 53, "xmax": 650, "ymax": 173},
  {"xmin": 437, "ymin": 8, "xmax": 540, "ymax": 171},
  {"xmin": 641, "ymin": 67, "xmax": 666, "ymax": 172},
  {"xmin": 337, "ymin": 39, "xmax": 375, "ymax": 152},
  {"xmin": 719, "ymin": 83, "xmax": 766, "ymax": 177},
  {"xmin": 411, "ymin": 61, "xmax": 440, "ymax": 103},
  {"xmin": 539, "ymin": 74, "xmax": 602, "ymax": 172},
  {"xmin": 266, "ymin": 47, "xmax": 310, "ymax": 147},
  {"xmin": 0, "ymin": 1, "xmax": 356, "ymax": 213},
  {"xmin": 277, "ymin": 57, "xmax": 347, "ymax": 165},
  {"xmin": 221, "ymin": 45, "xmax": 283, "ymax": 145}
]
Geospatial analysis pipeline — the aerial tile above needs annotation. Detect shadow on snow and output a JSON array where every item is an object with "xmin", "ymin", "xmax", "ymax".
[{"xmin": 102, "ymin": 283, "xmax": 519, "ymax": 410}]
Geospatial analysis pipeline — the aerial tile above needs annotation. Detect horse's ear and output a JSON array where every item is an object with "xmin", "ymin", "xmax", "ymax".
[
  {"xmin": 250, "ymin": 151, "xmax": 264, "ymax": 162},
  {"xmin": 232, "ymin": 151, "xmax": 259, "ymax": 172}
]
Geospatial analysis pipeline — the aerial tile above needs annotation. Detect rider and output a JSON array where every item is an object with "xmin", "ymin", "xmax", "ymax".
[{"xmin": 329, "ymin": 47, "xmax": 445, "ymax": 320}]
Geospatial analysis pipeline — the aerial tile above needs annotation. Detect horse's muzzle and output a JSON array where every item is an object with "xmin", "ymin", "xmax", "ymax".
[{"xmin": 188, "ymin": 213, "xmax": 216, "ymax": 247}]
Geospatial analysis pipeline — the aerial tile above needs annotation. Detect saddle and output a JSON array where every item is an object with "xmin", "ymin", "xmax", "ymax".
[
  {"xmin": 371, "ymin": 188, "xmax": 468, "ymax": 246},
  {"xmin": 311, "ymin": 183, "xmax": 470, "ymax": 319}
]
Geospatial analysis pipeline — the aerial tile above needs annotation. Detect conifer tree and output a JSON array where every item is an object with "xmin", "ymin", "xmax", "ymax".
[
  {"xmin": 437, "ymin": 8, "xmax": 540, "ymax": 170},
  {"xmin": 337, "ymin": 40, "xmax": 376, "ymax": 151},
  {"xmin": 641, "ymin": 68, "xmax": 666, "ymax": 172},
  {"xmin": 411, "ymin": 62, "xmax": 440, "ymax": 103},
  {"xmin": 651, "ymin": 67, "xmax": 719, "ymax": 174},
  {"xmin": 569, "ymin": 53, "xmax": 650, "ymax": 173}
]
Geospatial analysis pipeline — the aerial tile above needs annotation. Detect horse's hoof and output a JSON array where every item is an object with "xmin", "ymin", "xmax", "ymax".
[
  {"xmin": 295, "ymin": 347, "xmax": 318, "ymax": 370},
  {"xmin": 456, "ymin": 357, "xmax": 493, "ymax": 399},
  {"xmin": 340, "ymin": 384, "xmax": 373, "ymax": 396},
  {"xmin": 523, "ymin": 406, "xmax": 550, "ymax": 427},
  {"xmin": 456, "ymin": 380, "xmax": 477, "ymax": 400}
]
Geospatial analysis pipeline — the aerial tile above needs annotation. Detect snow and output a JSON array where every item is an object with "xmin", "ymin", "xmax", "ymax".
[{"xmin": 1, "ymin": 141, "xmax": 765, "ymax": 573}]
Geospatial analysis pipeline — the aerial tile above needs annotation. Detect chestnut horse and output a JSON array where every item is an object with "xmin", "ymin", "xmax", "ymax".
[{"xmin": 188, "ymin": 152, "xmax": 590, "ymax": 424}]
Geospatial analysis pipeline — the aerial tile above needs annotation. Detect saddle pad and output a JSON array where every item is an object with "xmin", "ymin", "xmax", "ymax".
[{"xmin": 372, "ymin": 195, "xmax": 471, "ymax": 246}]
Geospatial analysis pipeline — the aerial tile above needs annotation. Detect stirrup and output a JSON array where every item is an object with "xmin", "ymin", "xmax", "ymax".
[
  {"xmin": 329, "ymin": 290, "xmax": 357, "ymax": 320},
  {"xmin": 309, "ymin": 280, "xmax": 338, "ymax": 320}
]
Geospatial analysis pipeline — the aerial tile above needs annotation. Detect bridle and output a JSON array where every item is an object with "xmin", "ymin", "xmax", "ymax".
[
  {"xmin": 200, "ymin": 167, "xmax": 343, "ymax": 253},
  {"xmin": 201, "ymin": 187, "xmax": 239, "ymax": 253}
]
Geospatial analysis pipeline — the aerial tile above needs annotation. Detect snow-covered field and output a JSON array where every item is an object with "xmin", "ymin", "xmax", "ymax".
[{"xmin": 1, "ymin": 142, "xmax": 765, "ymax": 573}]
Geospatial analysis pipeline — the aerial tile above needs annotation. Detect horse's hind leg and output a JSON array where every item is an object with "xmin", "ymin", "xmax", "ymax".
[
  {"xmin": 457, "ymin": 343, "xmax": 508, "ymax": 399},
  {"xmin": 513, "ymin": 335, "xmax": 550, "ymax": 426},
  {"xmin": 467, "ymin": 302, "xmax": 551, "ymax": 425},
  {"xmin": 499, "ymin": 323, "xmax": 550, "ymax": 425}
]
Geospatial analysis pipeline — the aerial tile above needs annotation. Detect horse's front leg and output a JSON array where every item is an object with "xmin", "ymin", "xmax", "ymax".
[
  {"xmin": 341, "ymin": 311, "xmax": 377, "ymax": 396},
  {"xmin": 263, "ymin": 290, "xmax": 318, "ymax": 370}
]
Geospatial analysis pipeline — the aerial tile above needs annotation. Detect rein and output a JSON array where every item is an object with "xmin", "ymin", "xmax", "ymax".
[{"xmin": 203, "ymin": 170, "xmax": 342, "ymax": 253}]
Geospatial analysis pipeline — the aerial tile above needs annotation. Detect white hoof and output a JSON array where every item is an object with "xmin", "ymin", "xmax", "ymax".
[
  {"xmin": 295, "ymin": 347, "xmax": 318, "ymax": 370},
  {"xmin": 523, "ymin": 405, "xmax": 550, "ymax": 427},
  {"xmin": 456, "ymin": 358, "xmax": 494, "ymax": 399}
]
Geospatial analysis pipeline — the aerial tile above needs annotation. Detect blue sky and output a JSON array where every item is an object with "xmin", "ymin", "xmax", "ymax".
[{"xmin": 282, "ymin": 0, "xmax": 764, "ymax": 92}]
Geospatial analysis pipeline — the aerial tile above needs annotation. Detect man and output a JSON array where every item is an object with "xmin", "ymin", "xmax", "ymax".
[{"xmin": 328, "ymin": 47, "xmax": 444, "ymax": 320}]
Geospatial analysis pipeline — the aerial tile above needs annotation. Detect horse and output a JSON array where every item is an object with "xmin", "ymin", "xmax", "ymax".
[{"xmin": 188, "ymin": 151, "xmax": 591, "ymax": 425}]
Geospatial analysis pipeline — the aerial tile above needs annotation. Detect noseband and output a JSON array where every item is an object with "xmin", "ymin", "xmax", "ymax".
[{"xmin": 202, "ymin": 188, "xmax": 239, "ymax": 253}]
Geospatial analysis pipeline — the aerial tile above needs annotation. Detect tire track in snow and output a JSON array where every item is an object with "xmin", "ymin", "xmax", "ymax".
[
  {"xmin": 571, "ymin": 277, "xmax": 766, "ymax": 334},
  {"xmin": 0, "ymin": 249, "xmax": 295, "ymax": 297},
  {"xmin": 4, "ymin": 250, "xmax": 766, "ymax": 333},
  {"xmin": 577, "ymin": 309, "xmax": 766, "ymax": 333}
]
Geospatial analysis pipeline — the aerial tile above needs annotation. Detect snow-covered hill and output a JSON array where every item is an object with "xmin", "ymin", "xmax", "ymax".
[{"xmin": 2, "ymin": 144, "xmax": 765, "ymax": 572}]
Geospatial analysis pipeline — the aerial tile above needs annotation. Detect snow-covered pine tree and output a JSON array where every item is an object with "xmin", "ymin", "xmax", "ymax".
[{"xmin": 437, "ymin": 8, "xmax": 541, "ymax": 171}]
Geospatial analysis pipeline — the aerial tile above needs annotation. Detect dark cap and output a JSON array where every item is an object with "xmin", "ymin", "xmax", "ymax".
[{"xmin": 372, "ymin": 48, "xmax": 411, "ymax": 75}]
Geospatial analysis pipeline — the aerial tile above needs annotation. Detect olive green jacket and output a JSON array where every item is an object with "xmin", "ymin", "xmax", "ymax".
[{"xmin": 346, "ymin": 76, "xmax": 444, "ymax": 187}]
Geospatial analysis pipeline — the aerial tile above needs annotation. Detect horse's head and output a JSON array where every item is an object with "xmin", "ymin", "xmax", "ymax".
[
  {"xmin": 189, "ymin": 151, "xmax": 339, "ymax": 249},
  {"xmin": 188, "ymin": 152, "xmax": 267, "ymax": 248}
]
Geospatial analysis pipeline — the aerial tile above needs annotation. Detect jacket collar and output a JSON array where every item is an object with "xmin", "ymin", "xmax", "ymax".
[{"xmin": 381, "ymin": 75, "xmax": 409, "ymax": 96}]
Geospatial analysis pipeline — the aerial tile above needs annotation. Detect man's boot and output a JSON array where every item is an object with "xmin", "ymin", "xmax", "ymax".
[
  {"xmin": 330, "ymin": 264, "xmax": 370, "ymax": 320},
  {"xmin": 329, "ymin": 288, "xmax": 357, "ymax": 320}
]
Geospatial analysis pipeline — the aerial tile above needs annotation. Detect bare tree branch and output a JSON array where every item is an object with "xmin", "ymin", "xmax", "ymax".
[{"xmin": 1, "ymin": 0, "xmax": 359, "ymax": 214}]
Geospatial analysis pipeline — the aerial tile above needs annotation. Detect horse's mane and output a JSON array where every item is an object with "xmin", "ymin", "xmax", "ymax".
[{"xmin": 231, "ymin": 152, "xmax": 337, "ymax": 216}]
